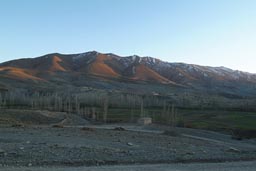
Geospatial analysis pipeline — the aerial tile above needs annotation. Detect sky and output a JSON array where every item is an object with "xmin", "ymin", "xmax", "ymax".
[{"xmin": 0, "ymin": 0, "xmax": 256, "ymax": 73}]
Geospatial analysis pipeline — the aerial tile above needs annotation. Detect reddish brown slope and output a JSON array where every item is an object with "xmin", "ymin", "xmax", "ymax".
[
  {"xmin": 0, "ymin": 54, "xmax": 69, "ymax": 72},
  {"xmin": 132, "ymin": 64, "xmax": 172, "ymax": 83},
  {"xmin": 88, "ymin": 54, "xmax": 120, "ymax": 77},
  {"xmin": 48, "ymin": 56, "xmax": 67, "ymax": 72},
  {"xmin": 0, "ymin": 67, "xmax": 44, "ymax": 81}
]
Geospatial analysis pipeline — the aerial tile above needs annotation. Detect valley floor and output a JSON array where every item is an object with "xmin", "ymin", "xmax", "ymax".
[{"xmin": 0, "ymin": 124, "xmax": 256, "ymax": 168}]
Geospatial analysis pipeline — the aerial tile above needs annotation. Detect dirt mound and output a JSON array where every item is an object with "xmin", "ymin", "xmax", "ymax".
[
  {"xmin": 57, "ymin": 114, "xmax": 90, "ymax": 126},
  {"xmin": 0, "ymin": 109, "xmax": 89, "ymax": 126}
]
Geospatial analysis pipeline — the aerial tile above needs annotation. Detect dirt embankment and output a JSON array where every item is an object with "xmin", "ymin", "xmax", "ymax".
[{"xmin": 0, "ymin": 109, "xmax": 89, "ymax": 126}]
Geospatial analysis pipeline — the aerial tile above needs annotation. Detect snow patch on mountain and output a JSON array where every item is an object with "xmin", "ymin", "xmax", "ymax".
[{"xmin": 73, "ymin": 51, "xmax": 97, "ymax": 61}]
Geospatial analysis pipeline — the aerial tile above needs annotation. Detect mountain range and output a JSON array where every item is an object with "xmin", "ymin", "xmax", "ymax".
[{"xmin": 0, "ymin": 51, "xmax": 256, "ymax": 99}]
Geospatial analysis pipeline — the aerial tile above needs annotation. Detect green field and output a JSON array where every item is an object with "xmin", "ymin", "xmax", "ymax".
[
  {"xmin": 179, "ymin": 110, "xmax": 256, "ymax": 130},
  {"xmin": 94, "ymin": 107, "xmax": 256, "ymax": 131},
  {"xmin": 97, "ymin": 108, "xmax": 256, "ymax": 139}
]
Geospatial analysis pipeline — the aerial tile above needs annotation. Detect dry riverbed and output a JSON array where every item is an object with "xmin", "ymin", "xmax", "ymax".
[{"xmin": 0, "ymin": 125, "xmax": 256, "ymax": 167}]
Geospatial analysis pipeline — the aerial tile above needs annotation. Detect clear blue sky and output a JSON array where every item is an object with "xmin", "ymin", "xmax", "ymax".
[{"xmin": 0, "ymin": 0, "xmax": 256, "ymax": 73}]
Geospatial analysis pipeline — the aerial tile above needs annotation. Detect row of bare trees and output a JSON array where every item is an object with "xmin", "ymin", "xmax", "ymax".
[
  {"xmin": 0, "ymin": 90, "xmax": 169, "ymax": 120},
  {"xmin": 4, "ymin": 88, "xmax": 255, "ymax": 125},
  {"xmin": 0, "ymin": 89, "xmax": 181, "ymax": 125},
  {"xmin": 3, "ymin": 89, "xmax": 255, "ymax": 111}
]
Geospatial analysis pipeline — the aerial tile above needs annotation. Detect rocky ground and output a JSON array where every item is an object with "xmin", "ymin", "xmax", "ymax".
[
  {"xmin": 1, "ymin": 161, "xmax": 256, "ymax": 171},
  {"xmin": 0, "ymin": 124, "xmax": 256, "ymax": 168}
]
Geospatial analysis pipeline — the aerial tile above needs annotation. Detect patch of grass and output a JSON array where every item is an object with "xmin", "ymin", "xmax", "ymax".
[
  {"xmin": 179, "ymin": 109, "xmax": 256, "ymax": 134},
  {"xmin": 94, "ymin": 107, "xmax": 256, "ymax": 137}
]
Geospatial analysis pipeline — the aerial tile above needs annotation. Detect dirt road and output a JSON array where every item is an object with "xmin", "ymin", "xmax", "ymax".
[{"xmin": 1, "ymin": 161, "xmax": 256, "ymax": 171}]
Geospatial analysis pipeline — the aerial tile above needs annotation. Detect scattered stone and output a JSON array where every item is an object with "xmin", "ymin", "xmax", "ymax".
[
  {"xmin": 8, "ymin": 152, "xmax": 17, "ymax": 156},
  {"xmin": 186, "ymin": 152, "xmax": 195, "ymax": 155},
  {"xmin": 26, "ymin": 141, "xmax": 30, "ymax": 144},
  {"xmin": 19, "ymin": 147, "xmax": 25, "ymax": 150},
  {"xmin": 28, "ymin": 163, "xmax": 32, "ymax": 167},
  {"xmin": 11, "ymin": 124, "xmax": 24, "ymax": 128},
  {"xmin": 0, "ymin": 149, "xmax": 5, "ymax": 156},
  {"xmin": 127, "ymin": 142, "xmax": 133, "ymax": 146},
  {"xmin": 226, "ymin": 147, "xmax": 240, "ymax": 153},
  {"xmin": 114, "ymin": 127, "xmax": 126, "ymax": 131},
  {"xmin": 0, "ymin": 149, "xmax": 5, "ymax": 154}
]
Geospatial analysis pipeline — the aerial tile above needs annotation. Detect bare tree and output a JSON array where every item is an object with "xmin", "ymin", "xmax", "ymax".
[
  {"xmin": 0, "ymin": 93, "xmax": 2, "ymax": 108},
  {"xmin": 68, "ymin": 96, "xmax": 71, "ymax": 114},
  {"xmin": 92, "ymin": 107, "xmax": 96, "ymax": 121},
  {"xmin": 171, "ymin": 104, "xmax": 175, "ymax": 127},
  {"xmin": 103, "ymin": 96, "xmax": 109, "ymax": 123},
  {"xmin": 162, "ymin": 101, "xmax": 167, "ymax": 121},
  {"xmin": 140, "ymin": 97, "xmax": 144, "ymax": 118},
  {"xmin": 75, "ymin": 95, "xmax": 80, "ymax": 115}
]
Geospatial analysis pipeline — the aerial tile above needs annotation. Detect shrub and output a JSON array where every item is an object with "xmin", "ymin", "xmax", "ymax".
[
  {"xmin": 231, "ymin": 129, "xmax": 256, "ymax": 140},
  {"xmin": 52, "ymin": 124, "xmax": 64, "ymax": 128},
  {"xmin": 163, "ymin": 130, "xmax": 180, "ymax": 137},
  {"xmin": 81, "ymin": 127, "xmax": 95, "ymax": 131}
]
